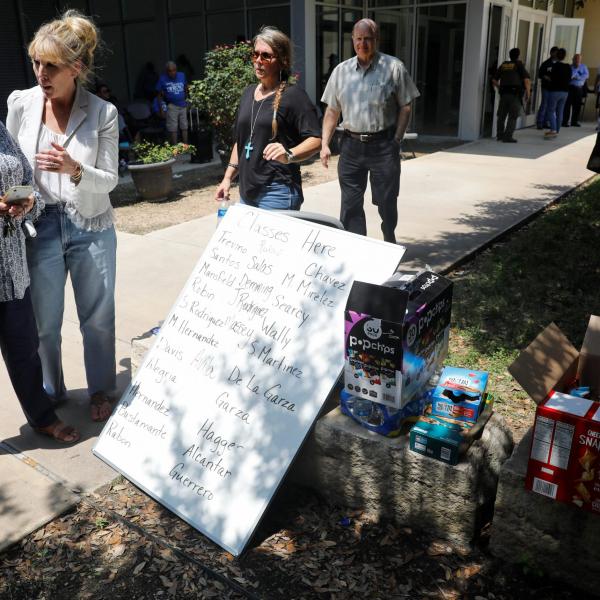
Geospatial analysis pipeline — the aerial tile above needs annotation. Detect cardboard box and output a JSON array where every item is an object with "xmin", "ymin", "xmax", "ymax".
[
  {"xmin": 409, "ymin": 394, "xmax": 494, "ymax": 465},
  {"xmin": 509, "ymin": 316, "xmax": 600, "ymax": 514},
  {"xmin": 430, "ymin": 367, "xmax": 489, "ymax": 422},
  {"xmin": 344, "ymin": 272, "xmax": 452, "ymax": 409}
]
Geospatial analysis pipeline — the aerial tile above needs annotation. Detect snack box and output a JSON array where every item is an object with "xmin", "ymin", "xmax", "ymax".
[
  {"xmin": 430, "ymin": 367, "xmax": 489, "ymax": 423},
  {"xmin": 344, "ymin": 271, "xmax": 452, "ymax": 409},
  {"xmin": 525, "ymin": 392, "xmax": 600, "ymax": 512},
  {"xmin": 409, "ymin": 394, "xmax": 494, "ymax": 465},
  {"xmin": 509, "ymin": 316, "xmax": 600, "ymax": 513}
]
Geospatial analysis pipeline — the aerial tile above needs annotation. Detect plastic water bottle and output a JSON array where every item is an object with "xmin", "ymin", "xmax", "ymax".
[
  {"xmin": 217, "ymin": 198, "xmax": 230, "ymax": 227},
  {"xmin": 352, "ymin": 398, "xmax": 373, "ymax": 421}
]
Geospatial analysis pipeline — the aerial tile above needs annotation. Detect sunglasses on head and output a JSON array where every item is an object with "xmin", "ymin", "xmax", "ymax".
[{"xmin": 251, "ymin": 51, "xmax": 277, "ymax": 62}]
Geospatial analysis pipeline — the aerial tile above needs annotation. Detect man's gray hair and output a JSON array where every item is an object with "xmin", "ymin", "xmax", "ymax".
[
  {"xmin": 352, "ymin": 18, "xmax": 379, "ymax": 39},
  {"xmin": 166, "ymin": 60, "xmax": 177, "ymax": 70}
]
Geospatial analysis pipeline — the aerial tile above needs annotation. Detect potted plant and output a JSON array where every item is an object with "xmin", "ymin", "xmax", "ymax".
[
  {"xmin": 128, "ymin": 141, "xmax": 194, "ymax": 201},
  {"xmin": 188, "ymin": 41, "xmax": 255, "ymax": 168}
]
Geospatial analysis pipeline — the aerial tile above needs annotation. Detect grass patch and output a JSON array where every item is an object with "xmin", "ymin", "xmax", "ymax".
[{"xmin": 447, "ymin": 176, "xmax": 600, "ymax": 436}]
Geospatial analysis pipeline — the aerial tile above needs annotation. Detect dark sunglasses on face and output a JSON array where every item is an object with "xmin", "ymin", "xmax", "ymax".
[{"xmin": 251, "ymin": 51, "xmax": 277, "ymax": 62}]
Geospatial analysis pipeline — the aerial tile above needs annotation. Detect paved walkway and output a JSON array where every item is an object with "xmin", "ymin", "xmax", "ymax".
[{"xmin": 0, "ymin": 123, "xmax": 597, "ymax": 551}]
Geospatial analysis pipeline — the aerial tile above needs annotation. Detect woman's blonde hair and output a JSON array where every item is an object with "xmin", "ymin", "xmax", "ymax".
[
  {"xmin": 253, "ymin": 26, "xmax": 293, "ymax": 140},
  {"xmin": 28, "ymin": 10, "xmax": 99, "ymax": 85}
]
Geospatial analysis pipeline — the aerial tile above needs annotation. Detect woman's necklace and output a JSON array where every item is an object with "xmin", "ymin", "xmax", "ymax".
[{"xmin": 244, "ymin": 93, "xmax": 267, "ymax": 159}]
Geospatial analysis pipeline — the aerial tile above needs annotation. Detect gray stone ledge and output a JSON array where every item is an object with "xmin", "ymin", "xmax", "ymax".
[
  {"xmin": 290, "ymin": 407, "xmax": 513, "ymax": 546},
  {"xmin": 489, "ymin": 428, "xmax": 600, "ymax": 597}
]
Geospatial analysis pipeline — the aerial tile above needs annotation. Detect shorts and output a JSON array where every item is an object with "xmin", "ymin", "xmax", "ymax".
[{"xmin": 166, "ymin": 104, "xmax": 188, "ymax": 133}]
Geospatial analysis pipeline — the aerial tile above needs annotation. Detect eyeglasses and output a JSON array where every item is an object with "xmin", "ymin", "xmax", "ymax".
[{"xmin": 251, "ymin": 51, "xmax": 277, "ymax": 62}]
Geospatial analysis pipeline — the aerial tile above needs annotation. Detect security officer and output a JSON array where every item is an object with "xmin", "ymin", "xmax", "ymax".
[
  {"xmin": 492, "ymin": 48, "xmax": 531, "ymax": 143},
  {"xmin": 320, "ymin": 18, "xmax": 419, "ymax": 244}
]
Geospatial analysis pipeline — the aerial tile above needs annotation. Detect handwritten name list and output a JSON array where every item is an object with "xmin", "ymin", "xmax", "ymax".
[{"xmin": 94, "ymin": 205, "xmax": 405, "ymax": 555}]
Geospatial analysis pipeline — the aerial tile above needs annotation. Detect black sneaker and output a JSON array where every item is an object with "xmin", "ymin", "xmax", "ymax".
[
  {"xmin": 573, "ymin": 123, "xmax": 581, "ymax": 127},
  {"xmin": 503, "ymin": 138, "xmax": 518, "ymax": 143},
  {"xmin": 563, "ymin": 123, "xmax": 570, "ymax": 127}
]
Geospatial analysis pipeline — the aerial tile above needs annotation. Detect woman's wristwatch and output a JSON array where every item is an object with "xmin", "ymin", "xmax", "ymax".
[{"xmin": 284, "ymin": 148, "xmax": 295, "ymax": 163}]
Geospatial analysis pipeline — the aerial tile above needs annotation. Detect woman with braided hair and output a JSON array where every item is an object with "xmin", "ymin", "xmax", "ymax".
[{"xmin": 215, "ymin": 26, "xmax": 321, "ymax": 210}]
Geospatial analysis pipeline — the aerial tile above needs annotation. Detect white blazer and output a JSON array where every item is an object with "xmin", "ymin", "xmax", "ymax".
[{"xmin": 6, "ymin": 84, "xmax": 119, "ymax": 220}]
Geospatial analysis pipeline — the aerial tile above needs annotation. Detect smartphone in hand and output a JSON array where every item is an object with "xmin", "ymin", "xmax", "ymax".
[{"xmin": 4, "ymin": 185, "xmax": 34, "ymax": 206}]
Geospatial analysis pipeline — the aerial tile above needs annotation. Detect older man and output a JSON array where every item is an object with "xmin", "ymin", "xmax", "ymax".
[
  {"xmin": 320, "ymin": 19, "xmax": 419, "ymax": 244},
  {"xmin": 156, "ymin": 60, "xmax": 189, "ymax": 144},
  {"xmin": 563, "ymin": 53, "xmax": 589, "ymax": 127}
]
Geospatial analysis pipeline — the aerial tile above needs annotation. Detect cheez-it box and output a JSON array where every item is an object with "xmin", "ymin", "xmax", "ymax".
[
  {"xmin": 527, "ymin": 392, "xmax": 600, "ymax": 512},
  {"xmin": 509, "ymin": 316, "xmax": 600, "ymax": 514}
]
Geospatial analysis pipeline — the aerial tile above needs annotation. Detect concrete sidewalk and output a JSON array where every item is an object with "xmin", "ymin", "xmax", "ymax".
[{"xmin": 0, "ymin": 123, "xmax": 597, "ymax": 552}]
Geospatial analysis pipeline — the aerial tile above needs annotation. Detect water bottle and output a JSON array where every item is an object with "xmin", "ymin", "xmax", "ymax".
[
  {"xmin": 352, "ymin": 397, "xmax": 373, "ymax": 421},
  {"xmin": 217, "ymin": 198, "xmax": 230, "ymax": 227}
]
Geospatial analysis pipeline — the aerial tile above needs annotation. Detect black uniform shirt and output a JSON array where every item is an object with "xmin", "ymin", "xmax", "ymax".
[{"xmin": 495, "ymin": 60, "xmax": 530, "ymax": 94}]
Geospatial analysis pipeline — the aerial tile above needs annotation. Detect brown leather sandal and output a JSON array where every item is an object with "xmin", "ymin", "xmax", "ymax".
[
  {"xmin": 90, "ymin": 392, "xmax": 116, "ymax": 423},
  {"xmin": 34, "ymin": 420, "xmax": 81, "ymax": 445}
]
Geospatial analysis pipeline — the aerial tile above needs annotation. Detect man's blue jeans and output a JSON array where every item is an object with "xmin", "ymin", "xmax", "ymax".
[
  {"xmin": 546, "ymin": 91, "xmax": 568, "ymax": 133},
  {"xmin": 27, "ymin": 204, "xmax": 117, "ymax": 400},
  {"xmin": 536, "ymin": 89, "xmax": 549, "ymax": 128}
]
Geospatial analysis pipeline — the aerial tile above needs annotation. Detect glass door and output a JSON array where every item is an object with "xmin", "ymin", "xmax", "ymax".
[
  {"xmin": 515, "ymin": 11, "xmax": 546, "ymax": 126},
  {"xmin": 481, "ymin": 4, "xmax": 505, "ymax": 137},
  {"xmin": 550, "ymin": 17, "xmax": 584, "ymax": 56}
]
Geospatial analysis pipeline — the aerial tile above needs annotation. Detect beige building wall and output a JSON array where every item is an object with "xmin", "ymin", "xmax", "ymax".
[{"xmin": 576, "ymin": 3, "xmax": 600, "ymax": 120}]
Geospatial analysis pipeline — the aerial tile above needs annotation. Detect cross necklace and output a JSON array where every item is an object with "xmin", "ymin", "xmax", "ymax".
[{"xmin": 244, "ymin": 89, "xmax": 269, "ymax": 159}]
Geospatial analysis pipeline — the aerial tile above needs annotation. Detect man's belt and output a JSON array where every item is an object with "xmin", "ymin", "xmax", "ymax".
[{"xmin": 344, "ymin": 128, "xmax": 393, "ymax": 142}]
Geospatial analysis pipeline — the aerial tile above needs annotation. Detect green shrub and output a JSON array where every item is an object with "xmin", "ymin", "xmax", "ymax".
[
  {"xmin": 188, "ymin": 42, "xmax": 255, "ymax": 151},
  {"xmin": 131, "ymin": 141, "xmax": 194, "ymax": 165}
]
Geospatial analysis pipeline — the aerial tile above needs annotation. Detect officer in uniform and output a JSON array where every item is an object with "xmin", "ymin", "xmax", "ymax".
[
  {"xmin": 492, "ymin": 48, "xmax": 531, "ymax": 143},
  {"xmin": 320, "ymin": 18, "xmax": 419, "ymax": 243}
]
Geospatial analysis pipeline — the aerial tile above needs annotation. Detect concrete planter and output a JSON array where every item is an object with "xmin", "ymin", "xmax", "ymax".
[{"xmin": 128, "ymin": 158, "xmax": 176, "ymax": 202}]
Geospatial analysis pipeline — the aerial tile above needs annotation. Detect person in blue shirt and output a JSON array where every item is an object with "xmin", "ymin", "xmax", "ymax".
[
  {"xmin": 562, "ymin": 53, "xmax": 589, "ymax": 127},
  {"xmin": 156, "ymin": 61, "xmax": 188, "ymax": 144}
]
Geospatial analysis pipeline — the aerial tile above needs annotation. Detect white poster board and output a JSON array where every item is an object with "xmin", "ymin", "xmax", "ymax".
[{"xmin": 94, "ymin": 205, "xmax": 405, "ymax": 555}]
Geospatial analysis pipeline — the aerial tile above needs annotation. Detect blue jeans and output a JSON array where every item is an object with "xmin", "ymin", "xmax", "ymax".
[
  {"xmin": 26, "ymin": 204, "xmax": 117, "ymax": 399},
  {"xmin": 240, "ymin": 181, "xmax": 301, "ymax": 210},
  {"xmin": 546, "ymin": 91, "xmax": 568, "ymax": 133},
  {"xmin": 536, "ymin": 89, "xmax": 549, "ymax": 128}
]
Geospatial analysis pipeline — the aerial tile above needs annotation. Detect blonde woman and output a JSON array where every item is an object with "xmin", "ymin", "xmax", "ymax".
[
  {"xmin": 7, "ymin": 10, "xmax": 119, "ymax": 422},
  {"xmin": 215, "ymin": 26, "xmax": 321, "ymax": 210}
]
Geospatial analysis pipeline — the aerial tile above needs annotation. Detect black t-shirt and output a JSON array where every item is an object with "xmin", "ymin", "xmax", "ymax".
[
  {"xmin": 548, "ymin": 62, "xmax": 572, "ymax": 92},
  {"xmin": 234, "ymin": 84, "xmax": 321, "ymax": 202},
  {"xmin": 538, "ymin": 58, "xmax": 556, "ymax": 90}
]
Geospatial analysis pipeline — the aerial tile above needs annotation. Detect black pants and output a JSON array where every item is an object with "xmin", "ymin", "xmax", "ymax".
[
  {"xmin": 563, "ymin": 85, "xmax": 583, "ymax": 126},
  {"xmin": 496, "ymin": 93, "xmax": 521, "ymax": 140},
  {"xmin": 338, "ymin": 134, "xmax": 401, "ymax": 243},
  {"xmin": 0, "ymin": 288, "xmax": 57, "ymax": 428}
]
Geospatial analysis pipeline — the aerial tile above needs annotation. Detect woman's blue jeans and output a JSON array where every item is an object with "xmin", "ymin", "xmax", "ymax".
[
  {"xmin": 26, "ymin": 204, "xmax": 117, "ymax": 399},
  {"xmin": 546, "ymin": 91, "xmax": 568, "ymax": 133},
  {"xmin": 240, "ymin": 181, "xmax": 301, "ymax": 210}
]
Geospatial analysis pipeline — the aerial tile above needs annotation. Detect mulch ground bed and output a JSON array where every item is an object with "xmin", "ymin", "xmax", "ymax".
[{"xmin": 0, "ymin": 477, "xmax": 583, "ymax": 599}]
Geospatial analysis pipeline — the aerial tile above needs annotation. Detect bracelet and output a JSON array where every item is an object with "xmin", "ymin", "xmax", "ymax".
[
  {"xmin": 70, "ymin": 162, "xmax": 84, "ymax": 184},
  {"xmin": 228, "ymin": 163, "xmax": 239, "ymax": 170}
]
